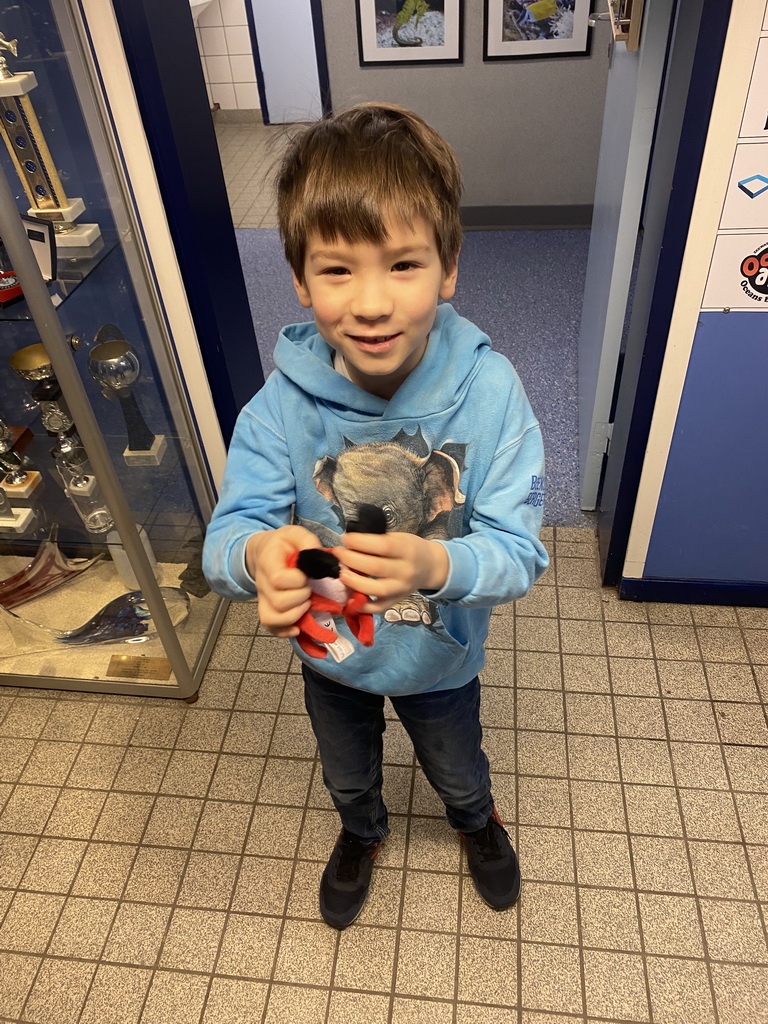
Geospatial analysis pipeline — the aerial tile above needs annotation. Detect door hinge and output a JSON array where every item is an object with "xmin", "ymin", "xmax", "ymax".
[{"xmin": 593, "ymin": 422, "xmax": 614, "ymax": 456}]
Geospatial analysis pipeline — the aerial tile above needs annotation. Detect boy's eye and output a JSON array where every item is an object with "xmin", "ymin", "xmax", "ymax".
[
  {"xmin": 392, "ymin": 261, "xmax": 418, "ymax": 272},
  {"xmin": 322, "ymin": 266, "xmax": 349, "ymax": 276}
]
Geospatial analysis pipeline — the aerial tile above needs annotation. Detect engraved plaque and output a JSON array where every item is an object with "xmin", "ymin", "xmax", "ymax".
[{"xmin": 107, "ymin": 655, "xmax": 172, "ymax": 680}]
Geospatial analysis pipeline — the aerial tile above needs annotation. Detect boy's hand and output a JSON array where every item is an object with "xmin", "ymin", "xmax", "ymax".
[
  {"xmin": 246, "ymin": 525, "xmax": 320, "ymax": 638},
  {"xmin": 334, "ymin": 532, "xmax": 449, "ymax": 614}
]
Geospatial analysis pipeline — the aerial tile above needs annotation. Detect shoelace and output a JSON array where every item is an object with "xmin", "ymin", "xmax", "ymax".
[
  {"xmin": 465, "ymin": 819, "xmax": 509, "ymax": 864},
  {"xmin": 336, "ymin": 837, "xmax": 377, "ymax": 882}
]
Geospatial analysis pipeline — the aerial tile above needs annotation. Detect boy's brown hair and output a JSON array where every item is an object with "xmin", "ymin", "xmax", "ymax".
[{"xmin": 276, "ymin": 102, "xmax": 463, "ymax": 282}]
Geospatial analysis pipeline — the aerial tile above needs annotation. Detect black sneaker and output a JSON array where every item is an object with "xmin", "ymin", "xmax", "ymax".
[
  {"xmin": 319, "ymin": 828, "xmax": 381, "ymax": 929},
  {"xmin": 460, "ymin": 808, "xmax": 521, "ymax": 910}
]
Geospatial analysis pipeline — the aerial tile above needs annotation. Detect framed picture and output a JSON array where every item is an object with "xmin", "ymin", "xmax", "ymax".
[
  {"xmin": 356, "ymin": 1, "xmax": 464, "ymax": 66},
  {"xmin": 484, "ymin": 0, "xmax": 593, "ymax": 60}
]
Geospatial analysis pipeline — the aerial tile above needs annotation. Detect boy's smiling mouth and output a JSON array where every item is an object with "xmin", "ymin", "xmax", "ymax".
[{"xmin": 347, "ymin": 333, "xmax": 401, "ymax": 351}]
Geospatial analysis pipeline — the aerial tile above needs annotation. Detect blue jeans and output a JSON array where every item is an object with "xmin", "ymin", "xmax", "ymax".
[{"xmin": 302, "ymin": 664, "xmax": 494, "ymax": 840}]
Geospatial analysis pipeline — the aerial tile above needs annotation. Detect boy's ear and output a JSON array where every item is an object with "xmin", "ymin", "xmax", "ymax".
[
  {"xmin": 439, "ymin": 261, "xmax": 459, "ymax": 301},
  {"xmin": 292, "ymin": 270, "xmax": 313, "ymax": 308}
]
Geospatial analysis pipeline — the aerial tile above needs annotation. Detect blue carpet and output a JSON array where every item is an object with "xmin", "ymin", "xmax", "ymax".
[{"xmin": 235, "ymin": 228, "xmax": 595, "ymax": 527}]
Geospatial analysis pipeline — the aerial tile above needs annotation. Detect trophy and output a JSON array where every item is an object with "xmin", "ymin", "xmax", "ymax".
[
  {"xmin": 0, "ymin": 416, "xmax": 41, "ymax": 498},
  {"xmin": 9, "ymin": 343, "xmax": 74, "ymax": 436},
  {"xmin": 0, "ymin": 473, "xmax": 37, "ymax": 534},
  {"xmin": 88, "ymin": 325, "xmax": 167, "ymax": 466},
  {"xmin": 52, "ymin": 433, "xmax": 113, "ymax": 534},
  {"xmin": 0, "ymin": 33, "xmax": 99, "ymax": 249},
  {"xmin": 9, "ymin": 342, "xmax": 114, "ymax": 534}
]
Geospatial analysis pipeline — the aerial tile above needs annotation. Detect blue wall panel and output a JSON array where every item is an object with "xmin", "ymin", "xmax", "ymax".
[{"xmin": 644, "ymin": 310, "xmax": 768, "ymax": 583}]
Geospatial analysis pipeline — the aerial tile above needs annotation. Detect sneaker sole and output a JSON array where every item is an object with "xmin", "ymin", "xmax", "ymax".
[
  {"xmin": 469, "ymin": 868, "xmax": 522, "ymax": 911},
  {"xmin": 319, "ymin": 893, "xmax": 368, "ymax": 930}
]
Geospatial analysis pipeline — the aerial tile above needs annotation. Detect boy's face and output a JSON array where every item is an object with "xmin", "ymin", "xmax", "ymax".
[{"xmin": 292, "ymin": 214, "xmax": 458, "ymax": 400}]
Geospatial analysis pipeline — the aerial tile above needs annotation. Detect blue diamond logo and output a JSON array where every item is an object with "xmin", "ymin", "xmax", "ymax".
[{"xmin": 737, "ymin": 174, "xmax": 768, "ymax": 199}]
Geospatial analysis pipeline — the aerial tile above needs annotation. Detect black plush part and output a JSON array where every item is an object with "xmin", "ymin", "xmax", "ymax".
[
  {"xmin": 297, "ymin": 548, "xmax": 341, "ymax": 580},
  {"xmin": 345, "ymin": 504, "xmax": 388, "ymax": 535}
]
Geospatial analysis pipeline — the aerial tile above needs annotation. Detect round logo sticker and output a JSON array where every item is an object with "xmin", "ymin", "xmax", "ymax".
[{"xmin": 739, "ymin": 242, "xmax": 768, "ymax": 302}]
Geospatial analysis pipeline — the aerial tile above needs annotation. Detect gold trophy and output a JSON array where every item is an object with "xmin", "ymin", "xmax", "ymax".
[{"xmin": 0, "ymin": 33, "xmax": 100, "ymax": 249}]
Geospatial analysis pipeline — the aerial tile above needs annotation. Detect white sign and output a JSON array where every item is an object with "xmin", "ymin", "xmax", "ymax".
[
  {"xmin": 720, "ymin": 142, "xmax": 768, "ymax": 229},
  {"xmin": 701, "ymin": 232, "xmax": 768, "ymax": 309},
  {"xmin": 741, "ymin": 37, "xmax": 768, "ymax": 139}
]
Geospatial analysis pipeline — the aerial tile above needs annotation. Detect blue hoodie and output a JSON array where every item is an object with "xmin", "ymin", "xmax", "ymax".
[{"xmin": 203, "ymin": 303, "xmax": 549, "ymax": 695}]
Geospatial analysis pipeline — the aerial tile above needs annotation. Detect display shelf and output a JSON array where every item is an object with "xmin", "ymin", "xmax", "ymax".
[{"xmin": 0, "ymin": 230, "xmax": 120, "ymax": 321}]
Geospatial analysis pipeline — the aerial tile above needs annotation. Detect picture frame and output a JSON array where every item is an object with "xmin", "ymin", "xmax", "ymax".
[
  {"xmin": 483, "ymin": 0, "xmax": 593, "ymax": 60},
  {"xmin": 356, "ymin": 1, "xmax": 464, "ymax": 67}
]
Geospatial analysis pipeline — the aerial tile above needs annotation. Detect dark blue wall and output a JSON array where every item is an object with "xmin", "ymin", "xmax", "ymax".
[{"xmin": 645, "ymin": 311, "xmax": 768, "ymax": 583}]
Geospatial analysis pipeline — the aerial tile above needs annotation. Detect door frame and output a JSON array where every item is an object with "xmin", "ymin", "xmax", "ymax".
[
  {"xmin": 597, "ymin": 0, "xmax": 735, "ymax": 583},
  {"xmin": 577, "ymin": 0, "xmax": 677, "ymax": 512}
]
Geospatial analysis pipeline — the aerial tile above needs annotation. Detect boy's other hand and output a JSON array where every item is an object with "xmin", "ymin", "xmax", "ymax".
[
  {"xmin": 334, "ymin": 532, "xmax": 449, "ymax": 614},
  {"xmin": 246, "ymin": 525, "xmax": 320, "ymax": 638}
]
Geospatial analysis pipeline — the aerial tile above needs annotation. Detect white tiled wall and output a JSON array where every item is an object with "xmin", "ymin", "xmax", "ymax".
[{"xmin": 195, "ymin": 0, "xmax": 260, "ymax": 110}]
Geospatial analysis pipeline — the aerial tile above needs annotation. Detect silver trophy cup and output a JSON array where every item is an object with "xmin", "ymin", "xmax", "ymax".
[{"xmin": 88, "ymin": 326, "xmax": 165, "ymax": 465}]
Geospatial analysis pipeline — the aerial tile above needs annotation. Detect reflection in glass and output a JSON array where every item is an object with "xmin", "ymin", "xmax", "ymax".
[{"xmin": 0, "ymin": 523, "xmax": 103, "ymax": 608}]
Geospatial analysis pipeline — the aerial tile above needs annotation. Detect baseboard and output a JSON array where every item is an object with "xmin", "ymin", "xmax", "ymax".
[
  {"xmin": 213, "ymin": 107, "xmax": 263, "ymax": 125},
  {"xmin": 619, "ymin": 577, "xmax": 768, "ymax": 607},
  {"xmin": 461, "ymin": 205, "xmax": 593, "ymax": 230}
]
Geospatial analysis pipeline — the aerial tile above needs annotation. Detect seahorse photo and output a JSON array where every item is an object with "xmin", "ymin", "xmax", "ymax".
[
  {"xmin": 376, "ymin": 0, "xmax": 446, "ymax": 48},
  {"xmin": 503, "ymin": 0, "xmax": 576, "ymax": 42}
]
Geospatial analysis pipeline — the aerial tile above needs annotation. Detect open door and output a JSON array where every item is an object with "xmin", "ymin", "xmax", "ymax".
[
  {"xmin": 247, "ymin": 0, "xmax": 330, "ymax": 123},
  {"xmin": 577, "ymin": 0, "xmax": 675, "ymax": 509}
]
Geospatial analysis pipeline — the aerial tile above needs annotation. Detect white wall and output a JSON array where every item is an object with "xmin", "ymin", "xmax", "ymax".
[
  {"xmin": 195, "ymin": 0, "xmax": 260, "ymax": 111},
  {"xmin": 321, "ymin": 0, "xmax": 611, "ymax": 209}
]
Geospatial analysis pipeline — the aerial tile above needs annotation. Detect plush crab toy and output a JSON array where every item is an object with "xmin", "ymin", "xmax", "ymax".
[{"xmin": 287, "ymin": 504, "xmax": 387, "ymax": 661}]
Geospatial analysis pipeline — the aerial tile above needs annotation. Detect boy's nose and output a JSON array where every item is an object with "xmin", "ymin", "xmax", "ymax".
[{"xmin": 349, "ymin": 281, "xmax": 393, "ymax": 320}]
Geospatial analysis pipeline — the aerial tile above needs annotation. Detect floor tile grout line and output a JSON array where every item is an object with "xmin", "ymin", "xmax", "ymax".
[
  {"xmin": 387, "ymin": 759, "xmax": 418, "ymax": 1021},
  {"xmin": 647, "ymin": 624, "xmax": 722, "ymax": 1024},
  {"xmin": 318, "ymin": 755, "xmax": 340, "ymax": 1024},
  {"xmin": 553, "ymin": 529, "xmax": 590, "ymax": 1024},
  {"xmin": 13, "ymin": 876, "xmax": 766, "ymax": 919},
  {"xmin": 600, "ymin": 584, "xmax": 657, "ymax": 1024},
  {"xmin": 259, "ymin": 648, "xmax": 358, "ymax": 1021},
  {"xmin": 198, "ymin": 649, "xmax": 291, "ymax": 1024},
  {"xmin": 511, "ymin": 592, "xmax": 523, "ymax": 1024},
  {"xmin": 7, "ymin": 936, "xmax": 765, "ymax": 968}
]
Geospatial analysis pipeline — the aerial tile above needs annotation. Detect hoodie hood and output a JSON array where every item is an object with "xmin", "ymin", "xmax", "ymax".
[{"xmin": 273, "ymin": 303, "xmax": 491, "ymax": 419}]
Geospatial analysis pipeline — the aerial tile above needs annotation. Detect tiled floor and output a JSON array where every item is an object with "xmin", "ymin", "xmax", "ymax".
[
  {"xmin": 214, "ymin": 114, "xmax": 290, "ymax": 228},
  {"xmin": 1, "ymin": 526, "xmax": 768, "ymax": 1023}
]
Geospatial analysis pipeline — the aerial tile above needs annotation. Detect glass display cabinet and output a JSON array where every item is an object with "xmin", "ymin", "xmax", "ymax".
[{"xmin": 0, "ymin": 1, "xmax": 228, "ymax": 698}]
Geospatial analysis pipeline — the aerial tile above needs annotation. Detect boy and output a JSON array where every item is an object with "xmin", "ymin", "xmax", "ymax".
[{"xmin": 203, "ymin": 102, "xmax": 549, "ymax": 930}]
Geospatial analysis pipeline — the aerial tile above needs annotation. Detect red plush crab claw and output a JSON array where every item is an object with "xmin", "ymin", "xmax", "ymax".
[{"xmin": 287, "ymin": 549, "xmax": 374, "ymax": 659}]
